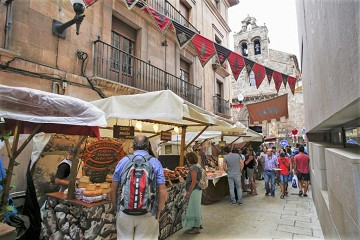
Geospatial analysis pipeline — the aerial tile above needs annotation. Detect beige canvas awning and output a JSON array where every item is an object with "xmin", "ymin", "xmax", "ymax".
[{"xmin": 90, "ymin": 90, "xmax": 244, "ymax": 165}]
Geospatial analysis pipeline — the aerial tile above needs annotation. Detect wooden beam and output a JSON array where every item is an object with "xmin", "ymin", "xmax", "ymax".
[
  {"xmin": 67, "ymin": 135, "xmax": 87, "ymax": 200},
  {"xmin": 226, "ymin": 136, "xmax": 241, "ymax": 148},
  {"xmin": 184, "ymin": 125, "xmax": 209, "ymax": 150},
  {"xmin": 179, "ymin": 126, "xmax": 187, "ymax": 167}
]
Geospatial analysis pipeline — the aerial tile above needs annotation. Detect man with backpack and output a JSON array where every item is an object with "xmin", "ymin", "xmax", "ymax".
[{"xmin": 110, "ymin": 136, "xmax": 167, "ymax": 240}]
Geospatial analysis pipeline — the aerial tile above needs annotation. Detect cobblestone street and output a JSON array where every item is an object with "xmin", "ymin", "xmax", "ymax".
[{"xmin": 168, "ymin": 182, "xmax": 324, "ymax": 240}]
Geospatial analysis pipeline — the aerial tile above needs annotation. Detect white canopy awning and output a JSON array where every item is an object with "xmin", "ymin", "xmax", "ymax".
[
  {"xmin": 0, "ymin": 84, "xmax": 107, "ymax": 126},
  {"xmin": 91, "ymin": 90, "xmax": 237, "ymax": 133}
]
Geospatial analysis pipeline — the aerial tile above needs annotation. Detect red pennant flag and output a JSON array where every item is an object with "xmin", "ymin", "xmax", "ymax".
[
  {"xmin": 191, "ymin": 34, "xmax": 216, "ymax": 67},
  {"xmin": 84, "ymin": 0, "xmax": 99, "ymax": 7},
  {"xmin": 252, "ymin": 63, "xmax": 266, "ymax": 89},
  {"xmin": 228, "ymin": 52, "xmax": 245, "ymax": 80},
  {"xmin": 265, "ymin": 67, "xmax": 274, "ymax": 84},
  {"xmin": 281, "ymin": 73, "xmax": 288, "ymax": 88},
  {"xmin": 273, "ymin": 71, "xmax": 283, "ymax": 93},
  {"xmin": 288, "ymin": 76, "xmax": 296, "ymax": 95},
  {"xmin": 143, "ymin": 6, "xmax": 172, "ymax": 34}
]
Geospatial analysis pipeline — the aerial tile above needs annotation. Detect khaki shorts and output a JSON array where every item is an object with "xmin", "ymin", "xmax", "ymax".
[{"xmin": 247, "ymin": 168, "xmax": 255, "ymax": 178}]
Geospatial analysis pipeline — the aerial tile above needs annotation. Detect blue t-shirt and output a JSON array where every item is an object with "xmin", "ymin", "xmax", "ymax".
[{"xmin": 112, "ymin": 150, "xmax": 165, "ymax": 185}]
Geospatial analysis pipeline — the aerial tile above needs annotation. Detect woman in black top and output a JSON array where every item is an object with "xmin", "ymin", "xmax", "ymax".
[{"xmin": 245, "ymin": 148, "xmax": 257, "ymax": 195}]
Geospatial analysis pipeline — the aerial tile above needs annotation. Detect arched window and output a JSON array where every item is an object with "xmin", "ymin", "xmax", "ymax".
[
  {"xmin": 241, "ymin": 42, "xmax": 248, "ymax": 56},
  {"xmin": 254, "ymin": 39, "xmax": 261, "ymax": 55}
]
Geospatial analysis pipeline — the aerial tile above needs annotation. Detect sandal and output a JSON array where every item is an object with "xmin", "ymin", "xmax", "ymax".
[
  {"xmin": 280, "ymin": 195, "xmax": 284, "ymax": 199},
  {"xmin": 299, "ymin": 190, "xmax": 303, "ymax": 196},
  {"xmin": 303, "ymin": 193, "xmax": 308, "ymax": 197}
]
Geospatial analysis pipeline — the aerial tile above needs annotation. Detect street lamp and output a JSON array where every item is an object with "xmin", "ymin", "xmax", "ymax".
[{"xmin": 52, "ymin": 0, "xmax": 88, "ymax": 38}]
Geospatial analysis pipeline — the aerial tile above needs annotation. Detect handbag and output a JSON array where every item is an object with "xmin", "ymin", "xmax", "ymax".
[{"xmin": 292, "ymin": 175, "xmax": 298, "ymax": 188}]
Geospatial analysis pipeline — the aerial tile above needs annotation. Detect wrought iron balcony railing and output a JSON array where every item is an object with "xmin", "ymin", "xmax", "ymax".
[
  {"xmin": 146, "ymin": 0, "xmax": 199, "ymax": 33},
  {"xmin": 213, "ymin": 95, "xmax": 230, "ymax": 116},
  {"xmin": 93, "ymin": 39, "xmax": 202, "ymax": 106}
]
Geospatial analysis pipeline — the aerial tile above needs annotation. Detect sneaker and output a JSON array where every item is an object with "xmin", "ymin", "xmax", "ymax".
[
  {"xmin": 265, "ymin": 192, "xmax": 270, "ymax": 196},
  {"xmin": 237, "ymin": 202, "xmax": 243, "ymax": 205},
  {"xmin": 230, "ymin": 202, "xmax": 237, "ymax": 205},
  {"xmin": 271, "ymin": 194, "xmax": 275, "ymax": 197}
]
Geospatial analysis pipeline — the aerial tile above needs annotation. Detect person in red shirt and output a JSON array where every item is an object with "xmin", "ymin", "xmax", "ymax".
[
  {"xmin": 294, "ymin": 146, "xmax": 310, "ymax": 197},
  {"xmin": 278, "ymin": 152, "xmax": 291, "ymax": 199},
  {"xmin": 291, "ymin": 127, "xmax": 299, "ymax": 143}
]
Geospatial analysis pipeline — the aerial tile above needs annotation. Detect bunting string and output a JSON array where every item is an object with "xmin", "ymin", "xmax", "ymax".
[{"xmin": 127, "ymin": 0, "xmax": 297, "ymax": 94}]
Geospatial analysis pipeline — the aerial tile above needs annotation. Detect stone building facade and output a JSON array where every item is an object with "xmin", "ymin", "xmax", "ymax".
[
  {"xmin": 296, "ymin": 1, "xmax": 360, "ymax": 238},
  {"xmin": 231, "ymin": 16, "xmax": 304, "ymax": 138},
  {"xmin": 0, "ymin": 0, "xmax": 238, "ymax": 117}
]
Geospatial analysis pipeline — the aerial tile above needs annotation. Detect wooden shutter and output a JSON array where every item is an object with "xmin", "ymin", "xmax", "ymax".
[{"xmin": 112, "ymin": 17, "xmax": 137, "ymax": 41}]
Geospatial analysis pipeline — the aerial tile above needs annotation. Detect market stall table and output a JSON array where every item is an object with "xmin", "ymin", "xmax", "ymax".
[
  {"xmin": 201, "ymin": 172, "xmax": 229, "ymax": 205},
  {"xmin": 41, "ymin": 183, "xmax": 187, "ymax": 240}
]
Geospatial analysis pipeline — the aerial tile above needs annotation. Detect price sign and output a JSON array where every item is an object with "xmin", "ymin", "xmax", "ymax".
[{"xmin": 160, "ymin": 131, "xmax": 172, "ymax": 141}]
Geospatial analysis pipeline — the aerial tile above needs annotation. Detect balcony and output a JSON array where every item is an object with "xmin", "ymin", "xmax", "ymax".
[
  {"xmin": 146, "ymin": 0, "xmax": 199, "ymax": 33},
  {"xmin": 213, "ymin": 95, "xmax": 230, "ymax": 117},
  {"xmin": 93, "ymin": 39, "xmax": 202, "ymax": 106}
]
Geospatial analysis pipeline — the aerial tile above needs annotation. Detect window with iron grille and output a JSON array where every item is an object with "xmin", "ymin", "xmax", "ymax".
[
  {"xmin": 180, "ymin": 59, "xmax": 190, "ymax": 97},
  {"xmin": 111, "ymin": 31, "xmax": 135, "ymax": 76}
]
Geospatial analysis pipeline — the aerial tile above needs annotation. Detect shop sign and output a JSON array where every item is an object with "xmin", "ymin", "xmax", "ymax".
[
  {"xmin": 81, "ymin": 139, "xmax": 126, "ymax": 182},
  {"xmin": 161, "ymin": 131, "xmax": 172, "ymax": 141},
  {"xmin": 113, "ymin": 125, "xmax": 134, "ymax": 139}
]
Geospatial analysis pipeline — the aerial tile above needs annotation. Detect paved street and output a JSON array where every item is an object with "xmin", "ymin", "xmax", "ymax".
[{"xmin": 167, "ymin": 181, "xmax": 324, "ymax": 240}]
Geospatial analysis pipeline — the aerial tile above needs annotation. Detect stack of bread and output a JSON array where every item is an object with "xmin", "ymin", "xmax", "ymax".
[{"xmin": 76, "ymin": 175, "xmax": 112, "ymax": 203}]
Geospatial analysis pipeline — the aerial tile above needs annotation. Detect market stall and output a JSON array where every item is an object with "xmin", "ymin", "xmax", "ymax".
[{"xmin": 0, "ymin": 84, "xmax": 107, "ymax": 239}]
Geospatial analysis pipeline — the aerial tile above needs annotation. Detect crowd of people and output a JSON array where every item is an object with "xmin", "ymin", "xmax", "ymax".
[{"xmin": 54, "ymin": 136, "xmax": 310, "ymax": 238}]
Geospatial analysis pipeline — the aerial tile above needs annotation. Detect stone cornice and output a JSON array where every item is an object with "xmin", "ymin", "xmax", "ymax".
[{"xmin": 204, "ymin": 0, "xmax": 232, "ymax": 33}]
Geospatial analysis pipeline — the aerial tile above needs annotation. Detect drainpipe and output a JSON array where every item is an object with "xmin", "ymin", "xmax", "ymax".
[{"xmin": 4, "ymin": 0, "xmax": 13, "ymax": 49}]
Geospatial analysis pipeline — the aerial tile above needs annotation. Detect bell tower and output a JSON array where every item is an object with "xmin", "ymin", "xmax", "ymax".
[{"xmin": 233, "ymin": 16, "xmax": 270, "ymax": 59}]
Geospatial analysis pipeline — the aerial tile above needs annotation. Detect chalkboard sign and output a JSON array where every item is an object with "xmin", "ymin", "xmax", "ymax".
[
  {"xmin": 113, "ymin": 125, "xmax": 134, "ymax": 139},
  {"xmin": 81, "ymin": 140, "xmax": 126, "ymax": 183},
  {"xmin": 161, "ymin": 131, "xmax": 172, "ymax": 141}
]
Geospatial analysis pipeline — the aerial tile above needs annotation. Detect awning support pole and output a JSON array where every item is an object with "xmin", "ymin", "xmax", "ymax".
[
  {"xmin": 0, "ymin": 122, "xmax": 42, "ymax": 221},
  {"xmin": 179, "ymin": 126, "xmax": 187, "ymax": 167},
  {"xmin": 67, "ymin": 135, "xmax": 87, "ymax": 200},
  {"xmin": 184, "ymin": 125, "xmax": 209, "ymax": 150}
]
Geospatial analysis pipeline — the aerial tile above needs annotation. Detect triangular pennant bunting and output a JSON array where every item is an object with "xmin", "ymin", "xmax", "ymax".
[
  {"xmin": 273, "ymin": 71, "xmax": 283, "ymax": 93},
  {"xmin": 143, "ymin": 6, "xmax": 172, "ymax": 34},
  {"xmin": 265, "ymin": 67, "xmax": 274, "ymax": 84},
  {"xmin": 287, "ymin": 76, "xmax": 296, "ymax": 95},
  {"xmin": 127, "ymin": 3, "xmax": 297, "ymax": 95},
  {"xmin": 244, "ymin": 58, "xmax": 255, "ymax": 75},
  {"xmin": 252, "ymin": 63, "xmax": 266, "ymax": 89},
  {"xmin": 191, "ymin": 34, "xmax": 216, "ymax": 67},
  {"xmin": 172, "ymin": 21, "xmax": 196, "ymax": 49},
  {"xmin": 84, "ymin": 0, "xmax": 99, "ymax": 7},
  {"xmin": 135, "ymin": 1, "xmax": 145, "ymax": 8},
  {"xmin": 281, "ymin": 74, "xmax": 288, "ymax": 88},
  {"xmin": 123, "ymin": 0, "xmax": 139, "ymax": 10},
  {"xmin": 214, "ymin": 43, "xmax": 231, "ymax": 65},
  {"xmin": 227, "ymin": 52, "xmax": 245, "ymax": 80}
]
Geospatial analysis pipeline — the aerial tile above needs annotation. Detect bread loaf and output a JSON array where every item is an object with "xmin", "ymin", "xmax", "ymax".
[
  {"xmin": 102, "ymin": 188, "xmax": 110, "ymax": 194},
  {"xmin": 100, "ymin": 182, "xmax": 110, "ymax": 189},
  {"xmin": 86, "ymin": 184, "xmax": 96, "ymax": 191},
  {"xmin": 83, "ymin": 189, "xmax": 102, "ymax": 197},
  {"xmin": 78, "ymin": 182, "xmax": 88, "ymax": 189},
  {"xmin": 79, "ymin": 176, "xmax": 90, "ymax": 183}
]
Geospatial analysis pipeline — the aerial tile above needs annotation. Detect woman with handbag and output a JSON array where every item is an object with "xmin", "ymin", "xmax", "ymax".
[{"xmin": 182, "ymin": 152, "xmax": 202, "ymax": 234}]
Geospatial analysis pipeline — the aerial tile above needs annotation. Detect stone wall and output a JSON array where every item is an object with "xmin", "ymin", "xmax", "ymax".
[{"xmin": 41, "ymin": 183, "xmax": 187, "ymax": 240}]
